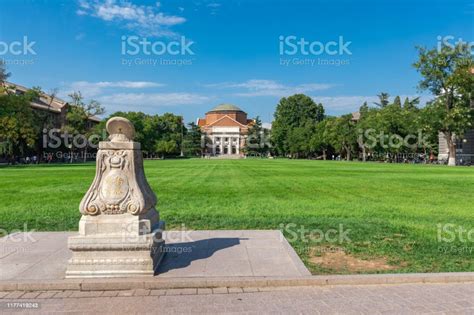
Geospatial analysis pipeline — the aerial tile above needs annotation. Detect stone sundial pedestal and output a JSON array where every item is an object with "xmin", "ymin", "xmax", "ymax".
[{"xmin": 66, "ymin": 117, "xmax": 165, "ymax": 278}]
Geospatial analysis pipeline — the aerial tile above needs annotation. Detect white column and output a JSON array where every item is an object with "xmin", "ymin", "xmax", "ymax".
[
  {"xmin": 219, "ymin": 137, "xmax": 223, "ymax": 155},
  {"xmin": 236, "ymin": 137, "xmax": 240, "ymax": 154},
  {"xmin": 212, "ymin": 136, "xmax": 216, "ymax": 155},
  {"xmin": 228, "ymin": 137, "xmax": 232, "ymax": 155}
]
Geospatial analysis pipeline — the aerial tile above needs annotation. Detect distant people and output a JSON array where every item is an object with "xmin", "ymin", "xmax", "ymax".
[
  {"xmin": 32, "ymin": 155, "xmax": 37, "ymax": 164},
  {"xmin": 429, "ymin": 153, "xmax": 435, "ymax": 164},
  {"xmin": 25, "ymin": 156, "xmax": 30, "ymax": 164}
]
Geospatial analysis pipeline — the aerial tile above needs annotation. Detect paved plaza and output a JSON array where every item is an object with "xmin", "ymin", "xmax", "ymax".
[
  {"xmin": 1, "ymin": 283, "xmax": 473, "ymax": 314},
  {"xmin": 0, "ymin": 231, "xmax": 309, "ymax": 281}
]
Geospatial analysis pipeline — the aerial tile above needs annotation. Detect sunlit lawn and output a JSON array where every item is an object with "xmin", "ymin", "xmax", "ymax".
[{"xmin": 1, "ymin": 159, "xmax": 473, "ymax": 274}]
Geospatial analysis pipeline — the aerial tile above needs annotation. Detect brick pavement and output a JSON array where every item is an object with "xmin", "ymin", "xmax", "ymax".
[{"xmin": 0, "ymin": 283, "xmax": 473, "ymax": 314}]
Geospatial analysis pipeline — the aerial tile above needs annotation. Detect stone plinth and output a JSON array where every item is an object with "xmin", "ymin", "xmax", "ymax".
[{"xmin": 66, "ymin": 117, "xmax": 165, "ymax": 278}]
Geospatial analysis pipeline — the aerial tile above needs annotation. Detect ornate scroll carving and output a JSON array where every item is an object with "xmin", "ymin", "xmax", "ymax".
[{"xmin": 79, "ymin": 118, "xmax": 157, "ymax": 216}]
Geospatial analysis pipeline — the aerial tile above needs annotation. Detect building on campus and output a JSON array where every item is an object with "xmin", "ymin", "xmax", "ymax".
[
  {"xmin": 3, "ymin": 82, "xmax": 101, "ymax": 129},
  {"xmin": 438, "ymin": 131, "xmax": 474, "ymax": 164},
  {"xmin": 197, "ymin": 103, "xmax": 254, "ymax": 156},
  {"xmin": 1, "ymin": 82, "xmax": 101, "ymax": 163}
]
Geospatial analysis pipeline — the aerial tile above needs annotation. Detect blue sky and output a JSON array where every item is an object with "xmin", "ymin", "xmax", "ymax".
[{"xmin": 0, "ymin": 0, "xmax": 472, "ymax": 124}]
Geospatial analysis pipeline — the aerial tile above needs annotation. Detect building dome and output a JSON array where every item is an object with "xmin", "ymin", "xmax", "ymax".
[{"xmin": 209, "ymin": 103, "xmax": 243, "ymax": 112}]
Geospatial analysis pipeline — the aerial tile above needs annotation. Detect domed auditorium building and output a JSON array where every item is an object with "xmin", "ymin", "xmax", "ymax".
[{"xmin": 197, "ymin": 104, "xmax": 254, "ymax": 156}]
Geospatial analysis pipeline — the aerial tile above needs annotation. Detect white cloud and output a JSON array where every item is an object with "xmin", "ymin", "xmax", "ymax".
[
  {"xmin": 58, "ymin": 80, "xmax": 210, "ymax": 114},
  {"xmin": 262, "ymin": 122, "xmax": 272, "ymax": 129},
  {"xmin": 206, "ymin": 2, "xmax": 221, "ymax": 15},
  {"xmin": 65, "ymin": 80, "xmax": 165, "ymax": 98},
  {"xmin": 96, "ymin": 92, "xmax": 210, "ymax": 111},
  {"xmin": 77, "ymin": 0, "xmax": 186, "ymax": 37},
  {"xmin": 311, "ymin": 95, "xmax": 434, "ymax": 115},
  {"xmin": 205, "ymin": 79, "xmax": 334, "ymax": 97}
]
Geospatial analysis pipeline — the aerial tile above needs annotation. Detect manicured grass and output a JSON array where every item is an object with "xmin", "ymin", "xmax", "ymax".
[{"xmin": 1, "ymin": 159, "xmax": 473, "ymax": 274}]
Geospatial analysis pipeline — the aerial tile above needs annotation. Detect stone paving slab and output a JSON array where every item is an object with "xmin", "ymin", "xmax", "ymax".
[
  {"xmin": 2, "ymin": 232, "xmax": 474, "ymax": 293},
  {"xmin": 0, "ymin": 283, "xmax": 473, "ymax": 314},
  {"xmin": 0, "ymin": 231, "xmax": 310, "ymax": 282}
]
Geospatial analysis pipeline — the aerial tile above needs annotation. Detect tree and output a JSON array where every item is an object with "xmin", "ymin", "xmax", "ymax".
[
  {"xmin": 272, "ymin": 94, "xmax": 325, "ymax": 156},
  {"xmin": 155, "ymin": 139, "xmax": 177, "ymax": 159},
  {"xmin": 0, "ymin": 88, "xmax": 39, "ymax": 162},
  {"xmin": 393, "ymin": 96, "xmax": 402, "ymax": 107},
  {"xmin": 156, "ymin": 113, "xmax": 184, "ymax": 157},
  {"xmin": 0, "ymin": 60, "xmax": 10, "ymax": 89},
  {"xmin": 244, "ymin": 116, "xmax": 269, "ymax": 157},
  {"xmin": 65, "ymin": 92, "xmax": 105, "ymax": 162},
  {"xmin": 374, "ymin": 92, "xmax": 390, "ymax": 108},
  {"xmin": 183, "ymin": 122, "xmax": 203, "ymax": 157},
  {"xmin": 403, "ymin": 96, "xmax": 420, "ymax": 110},
  {"xmin": 310, "ymin": 118, "xmax": 333, "ymax": 160},
  {"xmin": 328, "ymin": 114, "xmax": 357, "ymax": 161},
  {"xmin": 286, "ymin": 123, "xmax": 315, "ymax": 158},
  {"xmin": 418, "ymin": 101, "xmax": 443, "ymax": 158},
  {"xmin": 99, "ymin": 111, "xmax": 186, "ymax": 158},
  {"xmin": 413, "ymin": 42, "xmax": 474, "ymax": 166}
]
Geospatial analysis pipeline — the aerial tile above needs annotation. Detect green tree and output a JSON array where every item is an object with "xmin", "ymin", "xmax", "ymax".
[
  {"xmin": 418, "ymin": 101, "xmax": 442, "ymax": 158},
  {"xmin": 0, "ymin": 88, "xmax": 39, "ymax": 161},
  {"xmin": 286, "ymin": 122, "xmax": 316, "ymax": 158},
  {"xmin": 403, "ymin": 97, "xmax": 420, "ymax": 110},
  {"xmin": 328, "ymin": 114, "xmax": 357, "ymax": 161},
  {"xmin": 155, "ymin": 139, "xmax": 177, "ymax": 159},
  {"xmin": 98, "ymin": 111, "xmax": 186, "ymax": 158},
  {"xmin": 65, "ymin": 92, "xmax": 105, "ymax": 162},
  {"xmin": 310, "ymin": 118, "xmax": 334, "ymax": 160},
  {"xmin": 272, "ymin": 94, "xmax": 325, "ymax": 156},
  {"xmin": 183, "ymin": 122, "xmax": 203, "ymax": 157},
  {"xmin": 393, "ymin": 96, "xmax": 402, "ymax": 107},
  {"xmin": 356, "ymin": 105, "xmax": 379, "ymax": 161},
  {"xmin": 0, "ymin": 60, "xmax": 10, "ymax": 89},
  {"xmin": 156, "ymin": 113, "xmax": 184, "ymax": 157},
  {"xmin": 413, "ymin": 42, "xmax": 474, "ymax": 166},
  {"xmin": 374, "ymin": 92, "xmax": 390, "ymax": 108},
  {"xmin": 244, "ymin": 116, "xmax": 270, "ymax": 157}
]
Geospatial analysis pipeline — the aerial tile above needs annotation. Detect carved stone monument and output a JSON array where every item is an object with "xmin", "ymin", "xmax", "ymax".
[{"xmin": 66, "ymin": 117, "xmax": 165, "ymax": 278}]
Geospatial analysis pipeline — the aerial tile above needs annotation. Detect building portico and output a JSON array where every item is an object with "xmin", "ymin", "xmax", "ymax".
[{"xmin": 197, "ymin": 104, "xmax": 253, "ymax": 157}]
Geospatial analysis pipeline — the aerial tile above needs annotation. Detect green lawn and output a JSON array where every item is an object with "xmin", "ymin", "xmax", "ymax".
[{"xmin": 1, "ymin": 159, "xmax": 473, "ymax": 274}]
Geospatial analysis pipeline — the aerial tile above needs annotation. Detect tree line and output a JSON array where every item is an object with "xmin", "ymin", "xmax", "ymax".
[
  {"xmin": 1, "ymin": 41, "xmax": 472, "ymax": 165},
  {"xmin": 0, "ymin": 61, "xmax": 202, "ymax": 163},
  {"xmin": 268, "ymin": 42, "xmax": 473, "ymax": 165}
]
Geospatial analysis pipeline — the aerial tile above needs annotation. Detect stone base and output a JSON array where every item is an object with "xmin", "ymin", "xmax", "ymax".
[{"xmin": 66, "ymin": 221, "xmax": 165, "ymax": 278}]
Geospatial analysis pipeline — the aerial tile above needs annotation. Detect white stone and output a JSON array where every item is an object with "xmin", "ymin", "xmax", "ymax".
[{"xmin": 66, "ymin": 117, "xmax": 165, "ymax": 278}]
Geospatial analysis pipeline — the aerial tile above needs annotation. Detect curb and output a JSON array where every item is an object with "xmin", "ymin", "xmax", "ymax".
[{"xmin": 1, "ymin": 272, "xmax": 473, "ymax": 292}]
